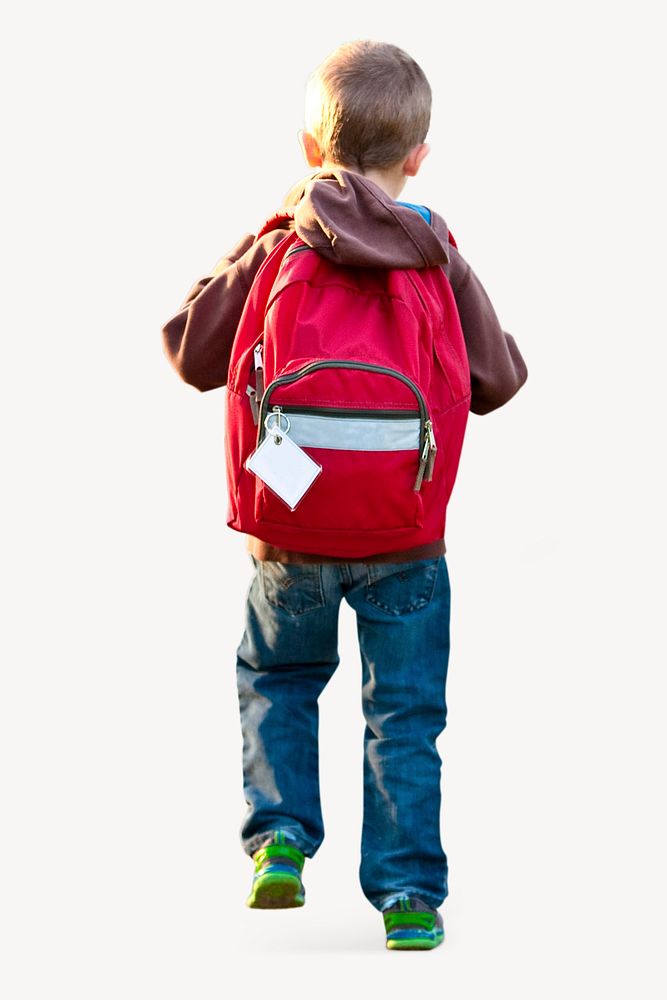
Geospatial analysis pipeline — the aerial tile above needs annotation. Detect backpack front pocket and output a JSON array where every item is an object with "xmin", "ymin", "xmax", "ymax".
[{"xmin": 251, "ymin": 361, "xmax": 434, "ymax": 534}]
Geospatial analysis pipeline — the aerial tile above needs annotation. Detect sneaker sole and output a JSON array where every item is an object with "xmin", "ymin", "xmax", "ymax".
[
  {"xmin": 246, "ymin": 873, "xmax": 305, "ymax": 909},
  {"xmin": 386, "ymin": 928, "xmax": 445, "ymax": 950}
]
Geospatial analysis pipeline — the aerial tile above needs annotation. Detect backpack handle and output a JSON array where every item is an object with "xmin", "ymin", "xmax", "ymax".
[{"xmin": 255, "ymin": 210, "xmax": 295, "ymax": 241}]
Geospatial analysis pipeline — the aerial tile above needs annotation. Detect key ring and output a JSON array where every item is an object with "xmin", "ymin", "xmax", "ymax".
[{"xmin": 264, "ymin": 411, "xmax": 290, "ymax": 444}]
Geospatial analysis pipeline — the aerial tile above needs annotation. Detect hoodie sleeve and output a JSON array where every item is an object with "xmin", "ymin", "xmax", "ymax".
[
  {"xmin": 160, "ymin": 231, "xmax": 287, "ymax": 392},
  {"xmin": 449, "ymin": 254, "xmax": 528, "ymax": 415}
]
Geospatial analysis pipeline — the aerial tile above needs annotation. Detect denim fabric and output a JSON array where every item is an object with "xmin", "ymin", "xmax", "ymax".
[{"xmin": 235, "ymin": 553, "xmax": 451, "ymax": 911}]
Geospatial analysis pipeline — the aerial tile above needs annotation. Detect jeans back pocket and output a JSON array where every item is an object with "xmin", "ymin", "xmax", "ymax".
[
  {"xmin": 365, "ymin": 558, "xmax": 440, "ymax": 616},
  {"xmin": 260, "ymin": 562, "xmax": 326, "ymax": 616}
]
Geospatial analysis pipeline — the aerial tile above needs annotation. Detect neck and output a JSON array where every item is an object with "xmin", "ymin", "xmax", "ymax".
[
  {"xmin": 321, "ymin": 161, "xmax": 407, "ymax": 200},
  {"xmin": 362, "ymin": 168, "xmax": 407, "ymax": 200}
]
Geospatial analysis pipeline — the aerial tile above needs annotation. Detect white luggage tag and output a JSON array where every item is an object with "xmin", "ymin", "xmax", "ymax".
[{"xmin": 245, "ymin": 409, "xmax": 322, "ymax": 511}]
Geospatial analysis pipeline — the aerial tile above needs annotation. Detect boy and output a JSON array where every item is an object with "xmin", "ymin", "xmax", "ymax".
[{"xmin": 161, "ymin": 40, "xmax": 528, "ymax": 951}]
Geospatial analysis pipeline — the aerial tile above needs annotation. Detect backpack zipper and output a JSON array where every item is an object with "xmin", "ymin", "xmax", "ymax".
[
  {"xmin": 273, "ymin": 404, "xmax": 418, "ymax": 420},
  {"xmin": 257, "ymin": 360, "xmax": 436, "ymax": 491},
  {"xmin": 413, "ymin": 418, "xmax": 437, "ymax": 491},
  {"xmin": 284, "ymin": 244, "xmax": 313, "ymax": 260},
  {"xmin": 253, "ymin": 345, "xmax": 264, "ymax": 399},
  {"xmin": 246, "ymin": 344, "xmax": 264, "ymax": 424}
]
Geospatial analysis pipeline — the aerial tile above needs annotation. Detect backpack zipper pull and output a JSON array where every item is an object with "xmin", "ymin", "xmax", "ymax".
[
  {"xmin": 424, "ymin": 420, "xmax": 437, "ymax": 481},
  {"xmin": 413, "ymin": 435, "xmax": 431, "ymax": 492},
  {"xmin": 246, "ymin": 385, "xmax": 259, "ymax": 424},
  {"xmin": 253, "ymin": 344, "xmax": 264, "ymax": 403},
  {"xmin": 413, "ymin": 420, "xmax": 437, "ymax": 492},
  {"xmin": 269, "ymin": 405, "xmax": 287, "ymax": 444}
]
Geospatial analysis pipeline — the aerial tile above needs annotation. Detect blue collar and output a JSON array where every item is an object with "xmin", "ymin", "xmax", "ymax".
[{"xmin": 395, "ymin": 200, "xmax": 432, "ymax": 225}]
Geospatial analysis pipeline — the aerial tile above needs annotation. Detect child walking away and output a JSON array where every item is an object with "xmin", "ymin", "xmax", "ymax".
[{"xmin": 161, "ymin": 40, "xmax": 528, "ymax": 950}]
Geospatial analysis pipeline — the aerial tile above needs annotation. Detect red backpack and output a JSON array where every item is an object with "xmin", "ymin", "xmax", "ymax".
[{"xmin": 224, "ymin": 213, "xmax": 471, "ymax": 558}]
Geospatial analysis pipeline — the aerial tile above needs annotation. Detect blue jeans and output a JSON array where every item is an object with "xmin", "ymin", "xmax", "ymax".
[{"xmin": 235, "ymin": 553, "xmax": 452, "ymax": 911}]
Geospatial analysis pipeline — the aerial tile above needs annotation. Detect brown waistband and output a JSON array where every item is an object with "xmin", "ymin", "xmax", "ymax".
[{"xmin": 245, "ymin": 535, "xmax": 446, "ymax": 564}]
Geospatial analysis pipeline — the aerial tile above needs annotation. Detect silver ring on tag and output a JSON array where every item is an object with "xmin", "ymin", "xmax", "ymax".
[{"xmin": 264, "ymin": 411, "xmax": 291, "ymax": 437}]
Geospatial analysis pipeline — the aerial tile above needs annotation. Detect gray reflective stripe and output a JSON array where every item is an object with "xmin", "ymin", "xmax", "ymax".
[{"xmin": 284, "ymin": 412, "xmax": 420, "ymax": 451}]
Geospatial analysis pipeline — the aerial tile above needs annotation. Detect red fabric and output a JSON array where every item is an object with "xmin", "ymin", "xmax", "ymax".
[
  {"xmin": 255, "ymin": 211, "xmax": 294, "ymax": 239},
  {"xmin": 224, "ymin": 232, "xmax": 471, "ymax": 558}
]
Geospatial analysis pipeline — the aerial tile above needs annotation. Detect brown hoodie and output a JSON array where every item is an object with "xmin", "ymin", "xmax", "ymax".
[{"xmin": 162, "ymin": 169, "xmax": 528, "ymax": 564}]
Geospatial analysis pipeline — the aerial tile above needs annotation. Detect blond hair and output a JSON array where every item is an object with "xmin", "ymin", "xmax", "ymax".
[{"xmin": 305, "ymin": 40, "xmax": 431, "ymax": 172}]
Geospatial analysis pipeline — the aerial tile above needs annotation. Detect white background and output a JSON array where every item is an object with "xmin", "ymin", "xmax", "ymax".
[{"xmin": 2, "ymin": 1, "xmax": 665, "ymax": 996}]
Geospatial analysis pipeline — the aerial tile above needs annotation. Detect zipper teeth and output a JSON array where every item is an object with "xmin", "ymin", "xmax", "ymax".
[
  {"xmin": 258, "ymin": 361, "xmax": 428, "ymax": 448},
  {"xmin": 284, "ymin": 244, "xmax": 312, "ymax": 260},
  {"xmin": 276, "ymin": 405, "xmax": 419, "ymax": 420}
]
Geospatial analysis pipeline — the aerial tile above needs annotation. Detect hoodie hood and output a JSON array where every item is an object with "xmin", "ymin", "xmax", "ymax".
[{"xmin": 281, "ymin": 169, "xmax": 451, "ymax": 270}]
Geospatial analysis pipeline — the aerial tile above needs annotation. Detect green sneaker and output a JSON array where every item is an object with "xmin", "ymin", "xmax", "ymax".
[
  {"xmin": 382, "ymin": 896, "xmax": 445, "ymax": 950},
  {"xmin": 246, "ymin": 832, "xmax": 306, "ymax": 909}
]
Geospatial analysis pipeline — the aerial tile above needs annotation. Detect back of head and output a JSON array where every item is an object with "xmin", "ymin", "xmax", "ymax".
[{"xmin": 305, "ymin": 40, "xmax": 431, "ymax": 172}]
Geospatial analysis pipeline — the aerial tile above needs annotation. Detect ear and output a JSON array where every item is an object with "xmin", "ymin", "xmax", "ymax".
[
  {"xmin": 402, "ymin": 143, "xmax": 430, "ymax": 177},
  {"xmin": 298, "ymin": 129, "xmax": 324, "ymax": 168}
]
